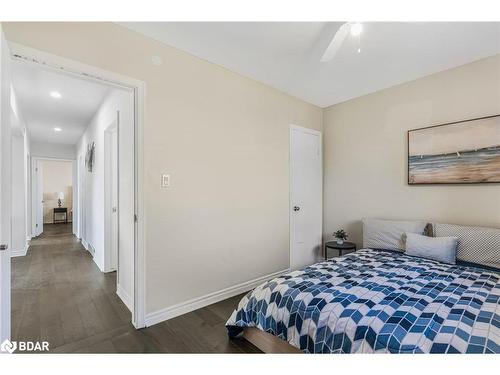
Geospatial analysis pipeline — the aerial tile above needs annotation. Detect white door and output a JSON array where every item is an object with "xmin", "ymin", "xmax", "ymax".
[
  {"xmin": 78, "ymin": 154, "xmax": 85, "ymax": 240},
  {"xmin": 110, "ymin": 127, "xmax": 118, "ymax": 271},
  {"xmin": 289, "ymin": 125, "xmax": 322, "ymax": 270},
  {"xmin": 0, "ymin": 26, "xmax": 12, "ymax": 342},
  {"xmin": 35, "ymin": 159, "xmax": 44, "ymax": 236},
  {"xmin": 105, "ymin": 120, "xmax": 118, "ymax": 271}
]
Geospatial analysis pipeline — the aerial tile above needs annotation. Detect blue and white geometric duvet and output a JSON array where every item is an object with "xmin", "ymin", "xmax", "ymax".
[{"xmin": 226, "ymin": 249, "xmax": 499, "ymax": 353}]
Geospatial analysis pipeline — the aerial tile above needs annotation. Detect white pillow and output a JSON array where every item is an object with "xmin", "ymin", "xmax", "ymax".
[
  {"xmin": 405, "ymin": 232, "xmax": 458, "ymax": 264},
  {"xmin": 362, "ymin": 218, "xmax": 427, "ymax": 251}
]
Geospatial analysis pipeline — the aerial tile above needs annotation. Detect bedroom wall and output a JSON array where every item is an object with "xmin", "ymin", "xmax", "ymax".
[
  {"xmin": 323, "ymin": 54, "xmax": 500, "ymax": 248},
  {"xmin": 3, "ymin": 22, "xmax": 323, "ymax": 316}
]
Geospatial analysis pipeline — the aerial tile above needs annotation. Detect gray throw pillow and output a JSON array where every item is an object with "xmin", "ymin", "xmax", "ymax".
[
  {"xmin": 405, "ymin": 232, "xmax": 458, "ymax": 264},
  {"xmin": 362, "ymin": 218, "xmax": 427, "ymax": 251}
]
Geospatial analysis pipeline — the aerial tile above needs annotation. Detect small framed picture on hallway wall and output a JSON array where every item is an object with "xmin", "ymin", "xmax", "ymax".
[{"xmin": 85, "ymin": 142, "xmax": 95, "ymax": 172}]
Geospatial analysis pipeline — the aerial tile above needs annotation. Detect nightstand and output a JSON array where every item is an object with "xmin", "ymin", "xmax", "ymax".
[
  {"xmin": 324, "ymin": 241, "xmax": 356, "ymax": 260},
  {"xmin": 53, "ymin": 207, "xmax": 68, "ymax": 224}
]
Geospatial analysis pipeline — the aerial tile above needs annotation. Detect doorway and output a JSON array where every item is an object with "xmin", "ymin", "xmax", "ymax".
[
  {"xmin": 32, "ymin": 158, "xmax": 74, "ymax": 237},
  {"xmin": 0, "ymin": 39, "xmax": 146, "ymax": 346},
  {"xmin": 289, "ymin": 125, "xmax": 322, "ymax": 270}
]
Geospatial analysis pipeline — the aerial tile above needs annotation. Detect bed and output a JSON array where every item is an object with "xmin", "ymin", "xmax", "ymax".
[{"xmin": 226, "ymin": 222, "xmax": 500, "ymax": 354}]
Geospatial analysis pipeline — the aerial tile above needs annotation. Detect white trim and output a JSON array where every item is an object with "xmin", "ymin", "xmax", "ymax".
[
  {"xmin": 81, "ymin": 239, "xmax": 89, "ymax": 251},
  {"xmin": 9, "ymin": 42, "xmax": 147, "ymax": 329},
  {"xmin": 289, "ymin": 124, "xmax": 322, "ymax": 137},
  {"xmin": 133, "ymin": 78, "xmax": 146, "ymax": 329},
  {"xmin": 11, "ymin": 241, "xmax": 29, "ymax": 257},
  {"xmin": 116, "ymin": 284, "xmax": 133, "ymax": 313},
  {"xmin": 145, "ymin": 268, "xmax": 290, "ymax": 327}
]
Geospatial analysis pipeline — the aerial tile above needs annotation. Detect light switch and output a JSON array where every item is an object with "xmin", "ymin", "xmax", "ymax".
[{"xmin": 161, "ymin": 174, "xmax": 170, "ymax": 188}]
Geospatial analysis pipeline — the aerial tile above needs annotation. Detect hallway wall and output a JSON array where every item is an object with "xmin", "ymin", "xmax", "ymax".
[
  {"xmin": 76, "ymin": 88, "xmax": 135, "ymax": 311},
  {"xmin": 31, "ymin": 141, "xmax": 75, "ymax": 159},
  {"xmin": 11, "ymin": 134, "xmax": 26, "ymax": 255},
  {"xmin": 10, "ymin": 86, "xmax": 30, "ymax": 257}
]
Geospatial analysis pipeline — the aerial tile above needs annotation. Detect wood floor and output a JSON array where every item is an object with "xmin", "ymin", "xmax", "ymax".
[{"xmin": 12, "ymin": 224, "xmax": 260, "ymax": 353}]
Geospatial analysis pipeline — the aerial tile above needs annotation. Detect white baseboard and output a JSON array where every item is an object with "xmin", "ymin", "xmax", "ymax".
[
  {"xmin": 116, "ymin": 284, "xmax": 133, "ymax": 313},
  {"xmin": 82, "ymin": 240, "xmax": 102, "ymax": 270},
  {"xmin": 92, "ymin": 257, "xmax": 104, "ymax": 272},
  {"xmin": 145, "ymin": 268, "xmax": 290, "ymax": 327},
  {"xmin": 11, "ymin": 241, "xmax": 29, "ymax": 257}
]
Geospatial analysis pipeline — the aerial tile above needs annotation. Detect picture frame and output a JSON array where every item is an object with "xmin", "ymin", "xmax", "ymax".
[
  {"xmin": 407, "ymin": 114, "xmax": 500, "ymax": 185},
  {"xmin": 85, "ymin": 141, "xmax": 95, "ymax": 173}
]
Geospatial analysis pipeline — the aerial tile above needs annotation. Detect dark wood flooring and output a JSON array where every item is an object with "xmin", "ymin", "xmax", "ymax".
[{"xmin": 12, "ymin": 224, "xmax": 260, "ymax": 353}]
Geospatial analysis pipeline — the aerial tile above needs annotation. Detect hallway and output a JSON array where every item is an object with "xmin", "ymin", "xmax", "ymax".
[
  {"xmin": 11, "ymin": 223, "xmax": 133, "ymax": 351},
  {"xmin": 11, "ymin": 224, "xmax": 259, "ymax": 353}
]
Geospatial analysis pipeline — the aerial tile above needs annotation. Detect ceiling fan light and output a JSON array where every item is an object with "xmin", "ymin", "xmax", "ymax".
[{"xmin": 350, "ymin": 23, "xmax": 363, "ymax": 37}]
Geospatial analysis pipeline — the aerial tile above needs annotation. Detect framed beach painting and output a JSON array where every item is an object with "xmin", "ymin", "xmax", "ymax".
[{"xmin": 408, "ymin": 114, "xmax": 500, "ymax": 184}]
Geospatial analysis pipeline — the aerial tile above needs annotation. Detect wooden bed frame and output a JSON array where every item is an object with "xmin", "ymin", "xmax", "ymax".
[{"xmin": 240, "ymin": 327, "xmax": 303, "ymax": 353}]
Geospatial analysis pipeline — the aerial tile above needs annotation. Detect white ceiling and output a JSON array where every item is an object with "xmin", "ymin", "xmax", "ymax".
[
  {"xmin": 121, "ymin": 22, "xmax": 500, "ymax": 107},
  {"xmin": 12, "ymin": 62, "xmax": 110, "ymax": 144}
]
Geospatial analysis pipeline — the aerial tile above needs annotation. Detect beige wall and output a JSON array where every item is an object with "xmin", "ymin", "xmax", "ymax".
[
  {"xmin": 3, "ymin": 22, "xmax": 323, "ymax": 314},
  {"xmin": 323, "ymin": 54, "xmax": 500, "ymax": 248},
  {"xmin": 41, "ymin": 160, "xmax": 72, "ymax": 224}
]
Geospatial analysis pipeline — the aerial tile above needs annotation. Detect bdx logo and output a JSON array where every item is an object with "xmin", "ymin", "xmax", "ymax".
[{"xmin": 1, "ymin": 339, "xmax": 49, "ymax": 353}]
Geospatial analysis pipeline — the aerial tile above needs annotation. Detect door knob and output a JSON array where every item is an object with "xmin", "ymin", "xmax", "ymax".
[
  {"xmin": 0, "ymin": 244, "xmax": 8, "ymax": 251},
  {"xmin": 293, "ymin": 206, "xmax": 300, "ymax": 211}
]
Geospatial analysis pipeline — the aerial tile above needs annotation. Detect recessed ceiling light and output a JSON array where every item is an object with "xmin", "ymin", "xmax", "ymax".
[
  {"xmin": 50, "ymin": 91, "xmax": 62, "ymax": 99},
  {"xmin": 350, "ymin": 23, "xmax": 363, "ymax": 37},
  {"xmin": 54, "ymin": 127, "xmax": 62, "ymax": 132}
]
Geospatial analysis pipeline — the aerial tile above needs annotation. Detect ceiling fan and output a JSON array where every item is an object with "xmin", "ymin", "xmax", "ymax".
[{"xmin": 320, "ymin": 22, "xmax": 363, "ymax": 62}]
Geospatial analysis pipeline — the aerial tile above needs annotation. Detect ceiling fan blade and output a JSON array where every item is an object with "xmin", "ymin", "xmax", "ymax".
[{"xmin": 320, "ymin": 22, "xmax": 351, "ymax": 62}]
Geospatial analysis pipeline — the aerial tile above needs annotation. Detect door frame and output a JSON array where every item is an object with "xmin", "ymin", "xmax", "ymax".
[
  {"xmin": 8, "ymin": 42, "xmax": 146, "ymax": 329},
  {"xmin": 31, "ymin": 157, "xmax": 43, "ymax": 237},
  {"xmin": 104, "ymin": 114, "xmax": 119, "ymax": 273},
  {"xmin": 25, "ymin": 151, "xmax": 31, "ymax": 242},
  {"xmin": 289, "ymin": 124, "xmax": 323, "ymax": 269},
  {"xmin": 0, "ymin": 26, "xmax": 12, "ymax": 343},
  {"xmin": 31, "ymin": 156, "xmax": 75, "ymax": 235}
]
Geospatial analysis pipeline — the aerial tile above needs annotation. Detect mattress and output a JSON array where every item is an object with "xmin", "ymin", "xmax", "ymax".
[{"xmin": 226, "ymin": 249, "xmax": 499, "ymax": 353}]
